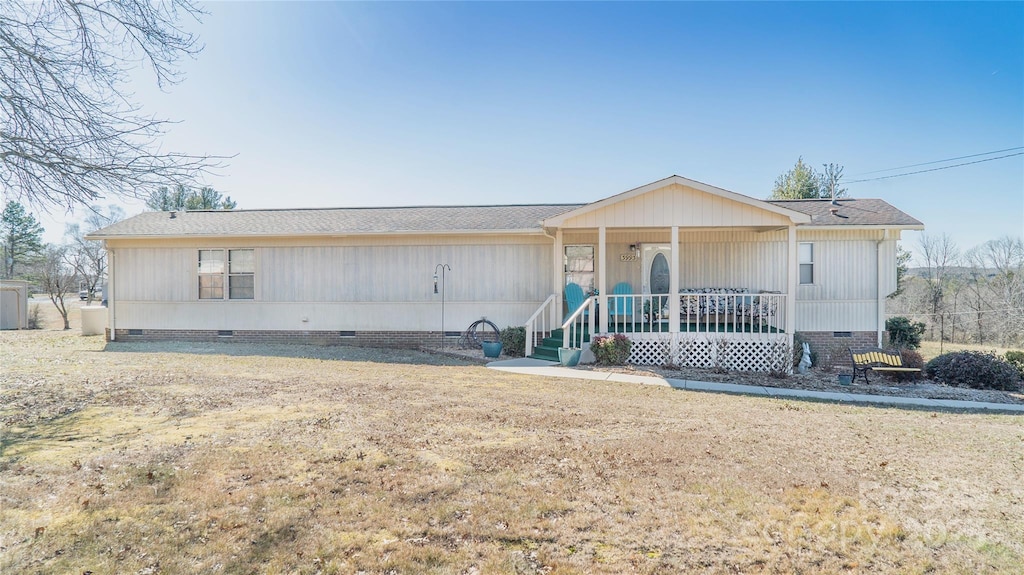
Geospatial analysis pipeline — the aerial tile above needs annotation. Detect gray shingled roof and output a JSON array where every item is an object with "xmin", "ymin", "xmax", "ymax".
[
  {"xmin": 88, "ymin": 204, "xmax": 586, "ymax": 238},
  {"xmin": 767, "ymin": 198, "xmax": 923, "ymax": 227},
  {"xmin": 89, "ymin": 197, "xmax": 921, "ymax": 239}
]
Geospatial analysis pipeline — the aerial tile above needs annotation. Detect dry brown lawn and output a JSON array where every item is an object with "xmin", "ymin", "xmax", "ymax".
[
  {"xmin": 917, "ymin": 340, "xmax": 1020, "ymax": 362},
  {"xmin": 2, "ymin": 306, "xmax": 1023, "ymax": 573}
]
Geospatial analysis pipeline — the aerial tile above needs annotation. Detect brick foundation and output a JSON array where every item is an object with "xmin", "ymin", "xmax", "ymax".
[
  {"xmin": 107, "ymin": 328, "xmax": 457, "ymax": 349},
  {"xmin": 796, "ymin": 331, "xmax": 884, "ymax": 357}
]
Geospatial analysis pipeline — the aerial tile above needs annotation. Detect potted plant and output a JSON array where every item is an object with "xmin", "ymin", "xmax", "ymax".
[
  {"xmin": 837, "ymin": 372, "xmax": 853, "ymax": 386},
  {"xmin": 482, "ymin": 341, "xmax": 503, "ymax": 358}
]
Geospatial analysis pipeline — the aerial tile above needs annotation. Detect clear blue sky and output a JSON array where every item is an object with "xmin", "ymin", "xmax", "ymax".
[{"xmin": 42, "ymin": 1, "xmax": 1023, "ymax": 259}]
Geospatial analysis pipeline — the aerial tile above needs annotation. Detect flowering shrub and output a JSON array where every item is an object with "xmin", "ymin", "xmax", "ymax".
[{"xmin": 590, "ymin": 334, "xmax": 632, "ymax": 365}]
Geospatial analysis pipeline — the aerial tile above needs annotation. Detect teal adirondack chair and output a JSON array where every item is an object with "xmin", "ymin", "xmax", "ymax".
[
  {"xmin": 607, "ymin": 282, "xmax": 634, "ymax": 320},
  {"xmin": 564, "ymin": 282, "xmax": 588, "ymax": 320}
]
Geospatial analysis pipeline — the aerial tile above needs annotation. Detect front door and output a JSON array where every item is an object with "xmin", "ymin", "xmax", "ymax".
[
  {"xmin": 642, "ymin": 244, "xmax": 672, "ymax": 321},
  {"xmin": 642, "ymin": 244, "xmax": 671, "ymax": 295}
]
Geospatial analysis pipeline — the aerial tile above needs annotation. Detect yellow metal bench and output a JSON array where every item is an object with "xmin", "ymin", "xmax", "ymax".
[{"xmin": 849, "ymin": 347, "xmax": 921, "ymax": 384}]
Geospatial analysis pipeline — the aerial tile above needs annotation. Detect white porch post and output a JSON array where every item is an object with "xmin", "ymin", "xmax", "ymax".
[
  {"xmin": 876, "ymin": 230, "xmax": 888, "ymax": 346},
  {"xmin": 668, "ymin": 226, "xmax": 680, "ymax": 333},
  {"xmin": 553, "ymin": 228, "xmax": 563, "ymax": 325},
  {"xmin": 787, "ymin": 225, "xmax": 797, "ymax": 352},
  {"xmin": 598, "ymin": 226, "xmax": 608, "ymax": 333}
]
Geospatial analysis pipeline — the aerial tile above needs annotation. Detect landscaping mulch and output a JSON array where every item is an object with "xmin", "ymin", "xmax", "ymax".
[{"xmin": 434, "ymin": 345, "xmax": 1024, "ymax": 405}]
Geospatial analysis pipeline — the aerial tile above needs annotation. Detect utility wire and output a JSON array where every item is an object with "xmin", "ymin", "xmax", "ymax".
[
  {"xmin": 846, "ymin": 152, "xmax": 1024, "ymax": 184},
  {"xmin": 887, "ymin": 307, "xmax": 1023, "ymax": 318},
  {"xmin": 852, "ymin": 146, "xmax": 1024, "ymax": 176}
]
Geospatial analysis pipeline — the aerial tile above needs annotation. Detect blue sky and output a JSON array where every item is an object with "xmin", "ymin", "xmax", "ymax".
[{"xmin": 43, "ymin": 1, "xmax": 1023, "ymax": 258}]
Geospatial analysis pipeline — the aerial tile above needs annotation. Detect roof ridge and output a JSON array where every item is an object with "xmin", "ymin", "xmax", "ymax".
[{"xmin": 172, "ymin": 203, "xmax": 586, "ymax": 214}]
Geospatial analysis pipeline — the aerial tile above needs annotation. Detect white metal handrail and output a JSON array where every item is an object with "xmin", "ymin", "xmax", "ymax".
[
  {"xmin": 524, "ymin": 293, "xmax": 558, "ymax": 357},
  {"xmin": 561, "ymin": 296, "xmax": 596, "ymax": 350}
]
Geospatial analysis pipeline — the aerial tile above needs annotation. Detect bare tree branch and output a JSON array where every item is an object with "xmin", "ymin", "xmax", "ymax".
[{"xmin": 1, "ymin": 0, "xmax": 229, "ymax": 211}]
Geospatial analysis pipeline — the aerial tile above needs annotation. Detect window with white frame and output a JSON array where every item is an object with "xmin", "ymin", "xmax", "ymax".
[
  {"xmin": 799, "ymin": 242, "xmax": 814, "ymax": 285},
  {"xmin": 198, "ymin": 249, "xmax": 254, "ymax": 300},
  {"xmin": 564, "ymin": 245, "xmax": 595, "ymax": 293}
]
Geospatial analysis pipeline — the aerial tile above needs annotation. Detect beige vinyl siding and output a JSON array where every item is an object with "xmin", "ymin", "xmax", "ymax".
[
  {"xmin": 563, "ymin": 230, "xmax": 790, "ymax": 293},
  {"xmin": 110, "ymin": 235, "xmax": 552, "ymax": 332},
  {"xmin": 259, "ymin": 244, "xmax": 549, "ymax": 303},
  {"xmin": 559, "ymin": 183, "xmax": 792, "ymax": 229},
  {"xmin": 116, "ymin": 247, "xmax": 195, "ymax": 301},
  {"xmin": 560, "ymin": 228, "xmax": 897, "ymax": 332},
  {"xmin": 794, "ymin": 231, "xmax": 897, "ymax": 331}
]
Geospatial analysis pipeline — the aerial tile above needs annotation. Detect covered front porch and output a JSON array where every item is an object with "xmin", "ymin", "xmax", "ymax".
[
  {"xmin": 527, "ymin": 290, "xmax": 792, "ymax": 371},
  {"xmin": 523, "ymin": 177, "xmax": 810, "ymax": 372}
]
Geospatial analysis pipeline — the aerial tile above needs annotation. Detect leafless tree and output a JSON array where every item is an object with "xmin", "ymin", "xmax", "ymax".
[
  {"xmin": 1, "ymin": 0, "xmax": 226, "ymax": 210},
  {"xmin": 65, "ymin": 204, "xmax": 124, "ymax": 304},
  {"xmin": 891, "ymin": 234, "xmax": 1024, "ymax": 348},
  {"xmin": 981, "ymin": 236, "xmax": 1024, "ymax": 347},
  {"xmin": 37, "ymin": 244, "xmax": 76, "ymax": 329},
  {"xmin": 962, "ymin": 246, "xmax": 991, "ymax": 345},
  {"xmin": 918, "ymin": 233, "xmax": 960, "ymax": 341},
  {"xmin": 819, "ymin": 163, "xmax": 848, "ymax": 200}
]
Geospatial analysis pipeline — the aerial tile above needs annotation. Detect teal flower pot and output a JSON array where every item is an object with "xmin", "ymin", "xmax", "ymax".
[
  {"xmin": 838, "ymin": 374, "xmax": 853, "ymax": 386},
  {"xmin": 558, "ymin": 347, "xmax": 582, "ymax": 367},
  {"xmin": 482, "ymin": 341, "xmax": 503, "ymax": 358}
]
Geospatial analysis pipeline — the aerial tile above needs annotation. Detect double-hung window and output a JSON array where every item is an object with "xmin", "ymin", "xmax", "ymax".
[
  {"xmin": 799, "ymin": 242, "xmax": 814, "ymax": 285},
  {"xmin": 564, "ymin": 245, "xmax": 595, "ymax": 293},
  {"xmin": 198, "ymin": 249, "xmax": 254, "ymax": 300}
]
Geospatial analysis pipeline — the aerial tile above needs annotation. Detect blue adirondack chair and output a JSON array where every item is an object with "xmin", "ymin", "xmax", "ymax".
[
  {"xmin": 607, "ymin": 282, "xmax": 634, "ymax": 319},
  {"xmin": 564, "ymin": 282, "xmax": 588, "ymax": 320}
]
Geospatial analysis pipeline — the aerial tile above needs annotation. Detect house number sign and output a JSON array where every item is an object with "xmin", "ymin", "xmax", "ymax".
[{"xmin": 619, "ymin": 254, "xmax": 638, "ymax": 261}]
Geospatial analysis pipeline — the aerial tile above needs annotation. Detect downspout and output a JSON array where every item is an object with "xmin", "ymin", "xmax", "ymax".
[
  {"xmin": 107, "ymin": 244, "xmax": 115, "ymax": 341},
  {"xmin": 542, "ymin": 226, "xmax": 562, "ymax": 323},
  {"xmin": 876, "ymin": 230, "xmax": 889, "ymax": 346}
]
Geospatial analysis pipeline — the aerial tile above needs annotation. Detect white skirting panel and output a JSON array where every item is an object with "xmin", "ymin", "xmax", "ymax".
[
  {"xmin": 622, "ymin": 332, "xmax": 791, "ymax": 373},
  {"xmin": 114, "ymin": 301, "xmax": 544, "ymax": 332}
]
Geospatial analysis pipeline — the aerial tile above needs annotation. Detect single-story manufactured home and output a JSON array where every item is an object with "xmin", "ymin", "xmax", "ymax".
[{"xmin": 89, "ymin": 175, "xmax": 923, "ymax": 371}]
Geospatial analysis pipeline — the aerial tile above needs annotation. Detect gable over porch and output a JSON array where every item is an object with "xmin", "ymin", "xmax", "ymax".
[{"xmin": 527, "ymin": 177, "xmax": 808, "ymax": 363}]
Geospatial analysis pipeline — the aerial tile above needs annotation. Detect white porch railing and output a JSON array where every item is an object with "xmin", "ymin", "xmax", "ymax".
[
  {"xmin": 606, "ymin": 292, "xmax": 787, "ymax": 335},
  {"xmin": 562, "ymin": 296, "xmax": 596, "ymax": 350},
  {"xmin": 524, "ymin": 293, "xmax": 559, "ymax": 357},
  {"xmin": 524, "ymin": 291, "xmax": 788, "ymax": 369}
]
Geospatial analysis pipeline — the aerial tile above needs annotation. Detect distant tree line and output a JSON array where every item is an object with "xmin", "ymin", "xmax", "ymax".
[
  {"xmin": 146, "ymin": 185, "xmax": 236, "ymax": 211},
  {"xmin": 888, "ymin": 234, "xmax": 1024, "ymax": 348}
]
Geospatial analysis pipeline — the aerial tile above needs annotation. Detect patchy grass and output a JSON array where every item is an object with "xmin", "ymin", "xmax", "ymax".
[
  {"xmin": 2, "ymin": 328, "xmax": 1024, "ymax": 574},
  {"xmin": 918, "ymin": 340, "xmax": 1020, "ymax": 362}
]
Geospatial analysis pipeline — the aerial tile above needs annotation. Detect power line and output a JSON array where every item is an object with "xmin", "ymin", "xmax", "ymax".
[
  {"xmin": 852, "ymin": 146, "xmax": 1024, "ymax": 176},
  {"xmin": 846, "ymin": 152, "xmax": 1024, "ymax": 184},
  {"xmin": 887, "ymin": 307, "xmax": 1023, "ymax": 318}
]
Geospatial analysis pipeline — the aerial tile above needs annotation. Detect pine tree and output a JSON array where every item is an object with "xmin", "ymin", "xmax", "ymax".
[{"xmin": 1, "ymin": 201, "xmax": 44, "ymax": 279}]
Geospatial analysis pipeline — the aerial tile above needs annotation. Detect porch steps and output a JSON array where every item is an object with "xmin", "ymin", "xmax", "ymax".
[{"xmin": 529, "ymin": 328, "xmax": 590, "ymax": 361}]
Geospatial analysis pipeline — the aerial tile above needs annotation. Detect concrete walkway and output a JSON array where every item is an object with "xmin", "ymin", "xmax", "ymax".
[{"xmin": 487, "ymin": 358, "xmax": 1024, "ymax": 413}]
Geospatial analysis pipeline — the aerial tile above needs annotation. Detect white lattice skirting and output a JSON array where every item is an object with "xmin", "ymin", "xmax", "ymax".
[{"xmin": 623, "ymin": 333, "xmax": 792, "ymax": 373}]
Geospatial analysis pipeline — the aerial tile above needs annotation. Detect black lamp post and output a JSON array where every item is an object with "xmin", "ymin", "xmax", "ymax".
[{"xmin": 433, "ymin": 264, "xmax": 451, "ymax": 350}]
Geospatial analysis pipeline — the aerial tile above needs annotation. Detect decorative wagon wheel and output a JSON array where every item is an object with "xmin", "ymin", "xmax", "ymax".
[{"xmin": 459, "ymin": 318, "xmax": 500, "ymax": 349}]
